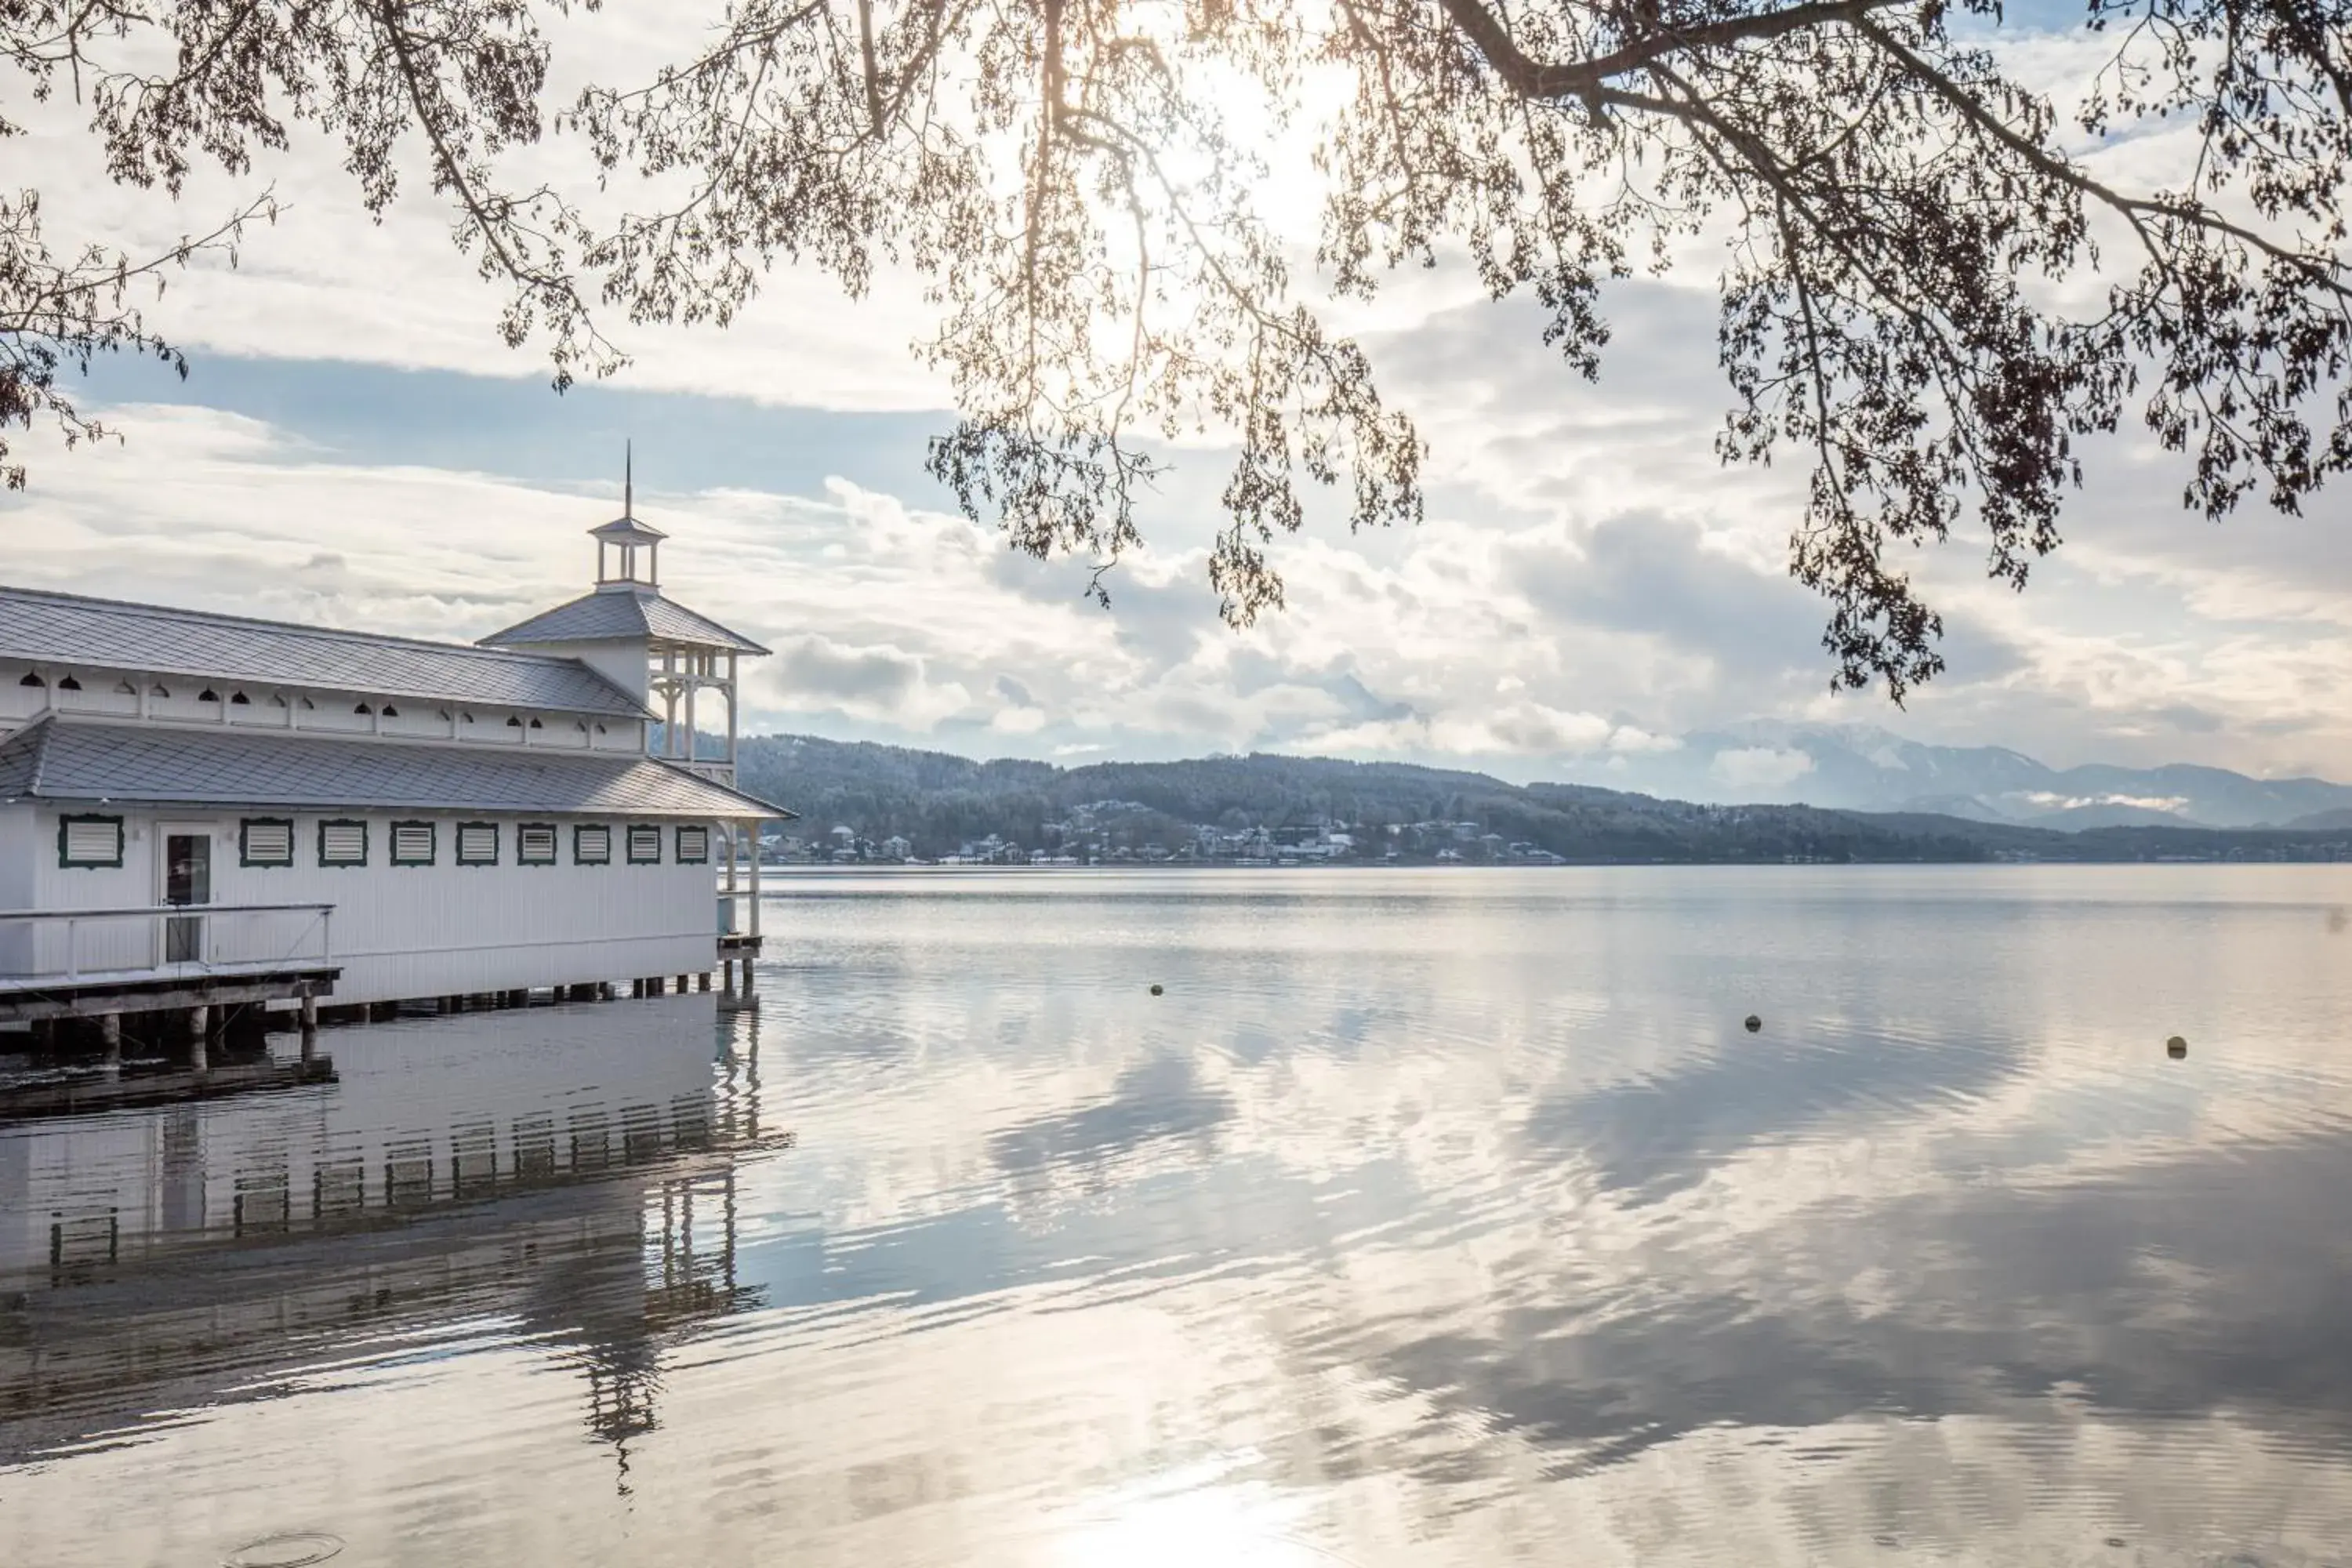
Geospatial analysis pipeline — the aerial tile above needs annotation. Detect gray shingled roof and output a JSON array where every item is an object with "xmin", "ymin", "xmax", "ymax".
[
  {"xmin": 0, "ymin": 586, "xmax": 650, "ymax": 718},
  {"xmin": 480, "ymin": 587, "xmax": 770, "ymax": 654},
  {"xmin": 0, "ymin": 717, "xmax": 793, "ymax": 818}
]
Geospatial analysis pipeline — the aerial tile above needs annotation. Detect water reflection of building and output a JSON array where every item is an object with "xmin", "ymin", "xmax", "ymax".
[{"xmin": 0, "ymin": 995, "xmax": 783, "ymax": 1472}]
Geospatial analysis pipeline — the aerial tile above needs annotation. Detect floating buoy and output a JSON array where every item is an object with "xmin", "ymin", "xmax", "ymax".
[
  {"xmin": 2166, "ymin": 1035, "xmax": 2187, "ymax": 1059},
  {"xmin": 1149, "ymin": 984, "xmax": 1163, "ymax": 996},
  {"xmin": 1743, "ymin": 1014, "xmax": 1762, "ymax": 1033}
]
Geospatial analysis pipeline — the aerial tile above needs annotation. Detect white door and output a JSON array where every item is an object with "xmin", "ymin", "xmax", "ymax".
[{"xmin": 157, "ymin": 821, "xmax": 216, "ymax": 966}]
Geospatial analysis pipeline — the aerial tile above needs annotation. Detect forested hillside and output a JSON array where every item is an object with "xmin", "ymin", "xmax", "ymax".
[{"xmin": 735, "ymin": 737, "xmax": 2352, "ymax": 866}]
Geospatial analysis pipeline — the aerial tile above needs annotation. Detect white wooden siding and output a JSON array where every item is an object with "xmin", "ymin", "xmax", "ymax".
[{"xmin": 12, "ymin": 806, "xmax": 720, "ymax": 1004}]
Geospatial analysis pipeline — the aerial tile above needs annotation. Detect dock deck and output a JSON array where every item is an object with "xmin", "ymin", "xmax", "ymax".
[{"xmin": 0, "ymin": 960, "xmax": 342, "ymax": 1025}]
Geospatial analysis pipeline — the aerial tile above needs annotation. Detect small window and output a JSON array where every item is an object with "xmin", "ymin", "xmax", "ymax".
[
  {"xmin": 56, "ymin": 675, "xmax": 81, "ymax": 691},
  {"xmin": 391, "ymin": 821, "xmax": 437, "ymax": 866},
  {"xmin": 319, "ymin": 820, "xmax": 368, "ymax": 866},
  {"xmin": 575, "ymin": 825, "xmax": 612, "ymax": 865},
  {"xmin": 456, "ymin": 822, "xmax": 499, "ymax": 866},
  {"xmin": 230, "ymin": 691, "xmax": 249, "ymax": 705},
  {"xmin": 626, "ymin": 825, "xmax": 662, "ymax": 864},
  {"xmin": 676, "ymin": 825, "xmax": 710, "ymax": 864},
  {"xmin": 518, "ymin": 823, "xmax": 558, "ymax": 865},
  {"xmin": 241, "ymin": 818, "xmax": 296, "ymax": 867},
  {"xmin": 60, "ymin": 814, "xmax": 124, "ymax": 868}
]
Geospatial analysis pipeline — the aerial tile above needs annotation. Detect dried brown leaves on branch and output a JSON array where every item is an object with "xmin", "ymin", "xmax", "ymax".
[{"xmin": 3, "ymin": 1, "xmax": 2347, "ymax": 695}]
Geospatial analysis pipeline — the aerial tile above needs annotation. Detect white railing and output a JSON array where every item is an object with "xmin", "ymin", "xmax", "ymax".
[{"xmin": 0, "ymin": 903, "xmax": 335, "ymax": 985}]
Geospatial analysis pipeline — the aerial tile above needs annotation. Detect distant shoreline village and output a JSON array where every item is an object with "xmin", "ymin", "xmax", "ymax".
[
  {"xmin": 731, "ymin": 739, "xmax": 2352, "ymax": 871},
  {"xmin": 0, "ymin": 472, "xmax": 793, "ymax": 1065}
]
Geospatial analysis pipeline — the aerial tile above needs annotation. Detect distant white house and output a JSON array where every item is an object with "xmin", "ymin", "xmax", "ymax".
[{"xmin": 0, "ymin": 482, "xmax": 789, "ymax": 1032}]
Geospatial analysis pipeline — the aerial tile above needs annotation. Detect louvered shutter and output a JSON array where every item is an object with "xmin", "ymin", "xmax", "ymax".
[
  {"xmin": 319, "ymin": 821, "xmax": 368, "ymax": 866},
  {"xmin": 392, "ymin": 822, "xmax": 436, "ymax": 864},
  {"xmin": 676, "ymin": 826, "xmax": 710, "ymax": 863},
  {"xmin": 241, "ymin": 819, "xmax": 294, "ymax": 866},
  {"xmin": 456, "ymin": 823, "xmax": 499, "ymax": 865},
  {"xmin": 519, "ymin": 824, "xmax": 557, "ymax": 864},
  {"xmin": 626, "ymin": 825, "xmax": 662, "ymax": 863},
  {"xmin": 60, "ymin": 816, "xmax": 124, "ymax": 867},
  {"xmin": 575, "ymin": 825, "xmax": 612, "ymax": 864}
]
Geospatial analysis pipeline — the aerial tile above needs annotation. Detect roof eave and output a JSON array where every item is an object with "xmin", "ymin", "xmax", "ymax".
[{"xmin": 643, "ymin": 760, "xmax": 797, "ymax": 820}]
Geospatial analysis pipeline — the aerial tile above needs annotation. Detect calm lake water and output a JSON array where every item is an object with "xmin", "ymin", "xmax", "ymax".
[{"xmin": 5, "ymin": 866, "xmax": 2351, "ymax": 1567}]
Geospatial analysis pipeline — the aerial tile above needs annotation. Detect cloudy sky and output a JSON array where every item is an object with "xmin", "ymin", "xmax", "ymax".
[{"xmin": 5, "ymin": 3, "xmax": 2347, "ymax": 785}]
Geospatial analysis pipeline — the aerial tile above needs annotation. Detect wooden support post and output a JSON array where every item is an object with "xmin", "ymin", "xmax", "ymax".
[
  {"xmin": 748, "ymin": 823, "xmax": 763, "ymax": 937},
  {"xmin": 676, "ymin": 973, "xmax": 689, "ymax": 993},
  {"xmin": 299, "ymin": 991, "xmax": 318, "ymax": 1062},
  {"xmin": 741, "ymin": 958, "xmax": 756, "ymax": 999},
  {"xmin": 188, "ymin": 1007, "xmax": 209, "ymax": 1072},
  {"xmin": 100, "ymin": 1014, "xmax": 122, "ymax": 1069},
  {"xmin": 697, "ymin": 971, "xmax": 710, "ymax": 993}
]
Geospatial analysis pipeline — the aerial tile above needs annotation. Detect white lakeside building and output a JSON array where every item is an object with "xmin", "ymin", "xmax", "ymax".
[{"xmin": 0, "ymin": 490, "xmax": 789, "ymax": 1039}]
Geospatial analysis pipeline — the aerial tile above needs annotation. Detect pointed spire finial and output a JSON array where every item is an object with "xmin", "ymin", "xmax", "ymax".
[{"xmin": 624, "ymin": 439, "xmax": 633, "ymax": 518}]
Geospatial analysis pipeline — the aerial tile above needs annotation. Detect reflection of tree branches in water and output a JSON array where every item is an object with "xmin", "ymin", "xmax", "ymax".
[{"xmin": 8, "ymin": 2, "xmax": 2350, "ymax": 695}]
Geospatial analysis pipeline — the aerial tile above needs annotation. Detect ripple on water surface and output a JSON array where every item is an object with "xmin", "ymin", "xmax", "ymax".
[{"xmin": 5, "ymin": 866, "xmax": 2351, "ymax": 1567}]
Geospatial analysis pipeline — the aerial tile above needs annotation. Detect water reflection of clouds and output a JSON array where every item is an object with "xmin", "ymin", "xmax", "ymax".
[
  {"xmin": 729, "ymin": 872, "xmax": 2352, "ymax": 1552},
  {"xmin": 11, "ymin": 869, "xmax": 2352, "ymax": 1566}
]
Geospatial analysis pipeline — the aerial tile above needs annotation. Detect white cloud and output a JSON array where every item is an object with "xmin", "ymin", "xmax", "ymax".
[
  {"xmin": 9, "ymin": 390, "xmax": 2352, "ymax": 784},
  {"xmin": 1608, "ymin": 727, "xmax": 1682, "ymax": 756}
]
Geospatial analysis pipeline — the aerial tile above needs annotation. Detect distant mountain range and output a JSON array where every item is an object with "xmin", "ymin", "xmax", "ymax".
[
  {"xmin": 736, "ymin": 735, "xmax": 2352, "ymax": 866},
  {"xmin": 1549, "ymin": 721, "xmax": 2352, "ymax": 831}
]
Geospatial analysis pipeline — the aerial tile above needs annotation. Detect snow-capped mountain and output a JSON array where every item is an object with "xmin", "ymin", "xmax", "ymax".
[{"xmin": 1550, "ymin": 722, "xmax": 2352, "ymax": 829}]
